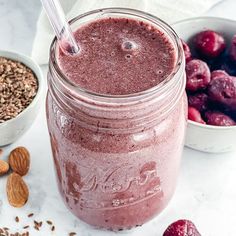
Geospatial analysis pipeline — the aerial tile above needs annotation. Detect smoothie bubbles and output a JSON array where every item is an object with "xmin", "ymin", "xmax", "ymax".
[{"xmin": 46, "ymin": 8, "xmax": 186, "ymax": 230}]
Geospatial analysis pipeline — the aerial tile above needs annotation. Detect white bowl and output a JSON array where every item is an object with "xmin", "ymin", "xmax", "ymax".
[
  {"xmin": 0, "ymin": 51, "xmax": 44, "ymax": 146},
  {"xmin": 172, "ymin": 17, "xmax": 236, "ymax": 153}
]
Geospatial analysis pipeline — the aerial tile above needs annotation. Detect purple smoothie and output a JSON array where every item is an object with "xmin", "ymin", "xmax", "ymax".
[
  {"xmin": 58, "ymin": 18, "xmax": 176, "ymax": 95},
  {"xmin": 47, "ymin": 15, "xmax": 186, "ymax": 230}
]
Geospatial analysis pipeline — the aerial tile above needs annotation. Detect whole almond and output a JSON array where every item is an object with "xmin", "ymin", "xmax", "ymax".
[
  {"xmin": 0, "ymin": 160, "xmax": 9, "ymax": 176},
  {"xmin": 9, "ymin": 147, "xmax": 30, "ymax": 176},
  {"xmin": 7, "ymin": 172, "xmax": 29, "ymax": 208}
]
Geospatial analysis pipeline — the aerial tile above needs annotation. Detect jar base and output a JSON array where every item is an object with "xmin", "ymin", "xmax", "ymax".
[{"xmin": 59, "ymin": 185, "xmax": 175, "ymax": 231}]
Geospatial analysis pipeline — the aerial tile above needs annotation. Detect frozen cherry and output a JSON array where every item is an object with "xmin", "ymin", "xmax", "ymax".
[
  {"xmin": 205, "ymin": 111, "xmax": 236, "ymax": 126},
  {"xmin": 163, "ymin": 219, "xmax": 201, "ymax": 236},
  {"xmin": 208, "ymin": 76, "xmax": 236, "ymax": 110},
  {"xmin": 229, "ymin": 35, "xmax": 236, "ymax": 62},
  {"xmin": 188, "ymin": 107, "xmax": 206, "ymax": 124},
  {"xmin": 211, "ymin": 70, "xmax": 229, "ymax": 81},
  {"xmin": 188, "ymin": 93, "xmax": 208, "ymax": 112},
  {"xmin": 186, "ymin": 59, "xmax": 211, "ymax": 92},
  {"xmin": 194, "ymin": 30, "xmax": 226, "ymax": 58},
  {"xmin": 182, "ymin": 40, "xmax": 192, "ymax": 63}
]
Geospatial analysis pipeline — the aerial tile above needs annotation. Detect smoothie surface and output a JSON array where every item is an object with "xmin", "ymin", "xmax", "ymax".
[{"xmin": 58, "ymin": 18, "xmax": 176, "ymax": 95}]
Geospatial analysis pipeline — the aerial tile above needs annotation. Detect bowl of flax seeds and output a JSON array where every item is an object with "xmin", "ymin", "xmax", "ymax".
[{"xmin": 0, "ymin": 51, "xmax": 44, "ymax": 146}]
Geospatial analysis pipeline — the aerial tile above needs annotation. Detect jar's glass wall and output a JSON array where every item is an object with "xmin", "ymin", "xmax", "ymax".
[{"xmin": 46, "ymin": 8, "xmax": 187, "ymax": 230}]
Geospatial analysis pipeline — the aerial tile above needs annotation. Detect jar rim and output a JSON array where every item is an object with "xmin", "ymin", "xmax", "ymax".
[{"xmin": 49, "ymin": 7, "xmax": 184, "ymax": 102}]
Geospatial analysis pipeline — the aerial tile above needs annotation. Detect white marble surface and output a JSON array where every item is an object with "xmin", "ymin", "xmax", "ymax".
[
  {"xmin": 0, "ymin": 0, "xmax": 41, "ymax": 55},
  {"xmin": 0, "ymin": 0, "xmax": 236, "ymax": 235}
]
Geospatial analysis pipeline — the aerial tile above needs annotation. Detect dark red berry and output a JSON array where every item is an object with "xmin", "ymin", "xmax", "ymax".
[
  {"xmin": 205, "ymin": 111, "xmax": 236, "ymax": 126},
  {"xmin": 194, "ymin": 30, "xmax": 226, "ymax": 58},
  {"xmin": 211, "ymin": 70, "xmax": 229, "ymax": 81},
  {"xmin": 181, "ymin": 40, "xmax": 192, "ymax": 63},
  {"xmin": 188, "ymin": 93, "xmax": 208, "ymax": 112},
  {"xmin": 188, "ymin": 107, "xmax": 206, "ymax": 124},
  {"xmin": 208, "ymin": 76, "xmax": 236, "ymax": 110},
  {"xmin": 186, "ymin": 59, "xmax": 211, "ymax": 92},
  {"xmin": 163, "ymin": 219, "xmax": 201, "ymax": 236},
  {"xmin": 229, "ymin": 35, "xmax": 236, "ymax": 62}
]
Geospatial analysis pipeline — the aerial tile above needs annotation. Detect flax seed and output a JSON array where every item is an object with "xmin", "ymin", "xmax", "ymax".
[
  {"xmin": 0, "ymin": 57, "xmax": 38, "ymax": 123},
  {"xmin": 27, "ymin": 213, "xmax": 34, "ymax": 218}
]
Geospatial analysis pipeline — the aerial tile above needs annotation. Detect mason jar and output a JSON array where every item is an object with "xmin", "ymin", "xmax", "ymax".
[{"xmin": 46, "ymin": 8, "xmax": 187, "ymax": 230}]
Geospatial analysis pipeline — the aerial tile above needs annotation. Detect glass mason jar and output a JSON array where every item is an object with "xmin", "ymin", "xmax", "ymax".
[{"xmin": 46, "ymin": 8, "xmax": 187, "ymax": 230}]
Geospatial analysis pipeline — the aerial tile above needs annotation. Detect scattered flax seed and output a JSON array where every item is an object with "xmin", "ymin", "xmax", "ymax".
[
  {"xmin": 38, "ymin": 221, "xmax": 42, "ymax": 227},
  {"xmin": 0, "ymin": 213, "xmax": 81, "ymax": 235},
  {"xmin": 33, "ymin": 220, "xmax": 43, "ymax": 232},
  {"xmin": 15, "ymin": 216, "xmax": 19, "ymax": 223},
  {"xmin": 27, "ymin": 213, "xmax": 34, "ymax": 218},
  {"xmin": 46, "ymin": 220, "xmax": 53, "ymax": 225},
  {"xmin": 0, "ymin": 228, "xmax": 29, "ymax": 236},
  {"xmin": 69, "ymin": 232, "xmax": 77, "ymax": 236},
  {"xmin": 34, "ymin": 220, "xmax": 39, "ymax": 225}
]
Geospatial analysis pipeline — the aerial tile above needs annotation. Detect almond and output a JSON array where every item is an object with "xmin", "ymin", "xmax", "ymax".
[
  {"xmin": 0, "ymin": 160, "xmax": 9, "ymax": 176},
  {"xmin": 9, "ymin": 147, "xmax": 30, "ymax": 176},
  {"xmin": 7, "ymin": 172, "xmax": 29, "ymax": 208}
]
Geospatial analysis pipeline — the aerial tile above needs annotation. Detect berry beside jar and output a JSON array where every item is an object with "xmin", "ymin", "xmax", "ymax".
[{"xmin": 183, "ymin": 30, "xmax": 236, "ymax": 126}]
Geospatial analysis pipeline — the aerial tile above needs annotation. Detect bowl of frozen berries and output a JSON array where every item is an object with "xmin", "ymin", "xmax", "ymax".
[{"xmin": 173, "ymin": 17, "xmax": 236, "ymax": 153}]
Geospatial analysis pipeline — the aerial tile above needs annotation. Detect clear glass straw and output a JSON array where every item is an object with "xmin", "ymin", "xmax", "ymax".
[{"xmin": 41, "ymin": 0, "xmax": 79, "ymax": 54}]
